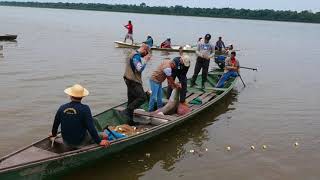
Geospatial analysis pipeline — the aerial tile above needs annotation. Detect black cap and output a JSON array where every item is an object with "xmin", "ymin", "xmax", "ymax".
[{"xmin": 205, "ymin": 34, "xmax": 211, "ymax": 40}]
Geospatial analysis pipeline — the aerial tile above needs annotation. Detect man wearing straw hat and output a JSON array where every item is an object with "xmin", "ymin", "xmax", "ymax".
[{"xmin": 50, "ymin": 84, "xmax": 110, "ymax": 148}]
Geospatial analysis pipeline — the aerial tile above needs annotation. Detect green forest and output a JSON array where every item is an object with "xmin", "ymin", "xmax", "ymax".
[{"xmin": 1, "ymin": 1, "xmax": 320, "ymax": 23}]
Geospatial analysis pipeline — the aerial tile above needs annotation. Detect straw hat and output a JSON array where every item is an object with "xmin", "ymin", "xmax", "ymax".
[
  {"xmin": 64, "ymin": 84, "xmax": 89, "ymax": 98},
  {"xmin": 181, "ymin": 55, "xmax": 191, "ymax": 67}
]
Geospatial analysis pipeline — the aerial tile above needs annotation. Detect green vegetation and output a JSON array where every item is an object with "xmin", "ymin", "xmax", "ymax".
[{"xmin": 0, "ymin": 1, "xmax": 320, "ymax": 23}]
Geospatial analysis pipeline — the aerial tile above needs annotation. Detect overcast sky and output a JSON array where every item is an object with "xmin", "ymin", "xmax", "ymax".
[{"xmin": 8, "ymin": 0, "xmax": 320, "ymax": 12}]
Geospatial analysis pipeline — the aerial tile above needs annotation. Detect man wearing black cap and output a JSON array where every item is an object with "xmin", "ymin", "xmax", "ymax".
[{"xmin": 190, "ymin": 34, "xmax": 215, "ymax": 89}]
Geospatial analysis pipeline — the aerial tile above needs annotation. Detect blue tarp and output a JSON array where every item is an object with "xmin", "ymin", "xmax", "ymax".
[{"xmin": 104, "ymin": 130, "xmax": 127, "ymax": 140}]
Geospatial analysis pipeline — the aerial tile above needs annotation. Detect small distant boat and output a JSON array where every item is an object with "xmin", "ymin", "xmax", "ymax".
[
  {"xmin": 0, "ymin": 34, "xmax": 17, "ymax": 41},
  {"xmin": 114, "ymin": 41, "xmax": 196, "ymax": 53}
]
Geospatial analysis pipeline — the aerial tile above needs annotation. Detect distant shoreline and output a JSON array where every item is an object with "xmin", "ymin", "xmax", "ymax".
[{"xmin": 0, "ymin": 1, "xmax": 319, "ymax": 24}]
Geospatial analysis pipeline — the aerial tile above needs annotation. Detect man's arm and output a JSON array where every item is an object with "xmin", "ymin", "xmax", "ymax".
[
  {"xmin": 51, "ymin": 108, "xmax": 62, "ymax": 137},
  {"xmin": 132, "ymin": 55, "xmax": 146, "ymax": 72},
  {"xmin": 164, "ymin": 68, "xmax": 180, "ymax": 88},
  {"xmin": 84, "ymin": 106, "xmax": 101, "ymax": 144},
  {"xmin": 195, "ymin": 43, "xmax": 202, "ymax": 57},
  {"xmin": 208, "ymin": 44, "xmax": 215, "ymax": 59}
]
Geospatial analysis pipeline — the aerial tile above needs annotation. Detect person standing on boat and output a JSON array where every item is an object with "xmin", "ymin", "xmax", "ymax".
[
  {"xmin": 167, "ymin": 55, "xmax": 191, "ymax": 104},
  {"xmin": 216, "ymin": 51, "xmax": 240, "ymax": 88},
  {"xmin": 190, "ymin": 34, "xmax": 215, "ymax": 89},
  {"xmin": 124, "ymin": 20, "xmax": 134, "ymax": 44},
  {"xmin": 215, "ymin": 36, "xmax": 226, "ymax": 50},
  {"xmin": 148, "ymin": 59, "xmax": 181, "ymax": 112},
  {"xmin": 123, "ymin": 43, "xmax": 151, "ymax": 125},
  {"xmin": 50, "ymin": 84, "xmax": 110, "ymax": 148},
  {"xmin": 160, "ymin": 38, "xmax": 172, "ymax": 48},
  {"xmin": 145, "ymin": 35, "xmax": 154, "ymax": 48}
]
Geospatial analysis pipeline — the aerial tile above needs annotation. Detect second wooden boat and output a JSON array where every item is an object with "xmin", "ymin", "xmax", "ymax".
[
  {"xmin": 114, "ymin": 41, "xmax": 196, "ymax": 53},
  {"xmin": 0, "ymin": 34, "xmax": 17, "ymax": 41}
]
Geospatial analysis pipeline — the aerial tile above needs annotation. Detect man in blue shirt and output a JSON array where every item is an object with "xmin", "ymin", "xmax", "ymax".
[
  {"xmin": 123, "ymin": 44, "xmax": 151, "ymax": 125},
  {"xmin": 50, "ymin": 84, "xmax": 110, "ymax": 148}
]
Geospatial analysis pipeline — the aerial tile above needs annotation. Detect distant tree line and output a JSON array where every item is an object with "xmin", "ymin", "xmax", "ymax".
[{"xmin": 0, "ymin": 1, "xmax": 319, "ymax": 23}]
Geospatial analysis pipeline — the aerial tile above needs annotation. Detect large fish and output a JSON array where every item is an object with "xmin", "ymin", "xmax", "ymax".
[{"xmin": 154, "ymin": 88, "xmax": 180, "ymax": 115}]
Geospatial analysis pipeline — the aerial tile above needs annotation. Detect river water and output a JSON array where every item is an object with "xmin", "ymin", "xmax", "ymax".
[{"xmin": 0, "ymin": 6, "xmax": 320, "ymax": 180}]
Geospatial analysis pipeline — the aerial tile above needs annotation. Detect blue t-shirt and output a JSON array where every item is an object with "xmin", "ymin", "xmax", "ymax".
[{"xmin": 52, "ymin": 101, "xmax": 101, "ymax": 145}]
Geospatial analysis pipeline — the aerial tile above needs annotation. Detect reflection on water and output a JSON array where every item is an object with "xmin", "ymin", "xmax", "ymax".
[{"xmin": 57, "ymin": 91, "xmax": 238, "ymax": 180}]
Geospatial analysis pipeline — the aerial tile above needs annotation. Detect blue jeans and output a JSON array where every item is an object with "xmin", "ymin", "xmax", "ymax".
[
  {"xmin": 216, "ymin": 71, "xmax": 238, "ymax": 88},
  {"xmin": 148, "ymin": 80, "xmax": 163, "ymax": 112}
]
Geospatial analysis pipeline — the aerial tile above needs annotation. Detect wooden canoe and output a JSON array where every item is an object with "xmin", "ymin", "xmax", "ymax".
[
  {"xmin": 0, "ymin": 34, "xmax": 17, "ymax": 41},
  {"xmin": 114, "ymin": 41, "xmax": 196, "ymax": 53},
  {"xmin": 0, "ymin": 68, "xmax": 238, "ymax": 179}
]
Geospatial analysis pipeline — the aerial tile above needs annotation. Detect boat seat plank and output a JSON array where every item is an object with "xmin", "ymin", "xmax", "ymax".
[
  {"xmin": 185, "ymin": 92, "xmax": 203, "ymax": 103},
  {"xmin": 0, "ymin": 146, "xmax": 57, "ymax": 169},
  {"xmin": 201, "ymin": 93, "xmax": 216, "ymax": 104},
  {"xmin": 188, "ymin": 92, "xmax": 211, "ymax": 108},
  {"xmin": 190, "ymin": 92, "xmax": 217, "ymax": 110}
]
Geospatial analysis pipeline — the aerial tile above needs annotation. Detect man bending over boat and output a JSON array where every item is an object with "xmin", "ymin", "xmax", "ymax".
[
  {"xmin": 122, "ymin": 43, "xmax": 151, "ymax": 125},
  {"xmin": 167, "ymin": 55, "xmax": 191, "ymax": 105},
  {"xmin": 124, "ymin": 20, "xmax": 134, "ymax": 44},
  {"xmin": 149, "ymin": 58, "xmax": 181, "ymax": 112},
  {"xmin": 190, "ymin": 34, "xmax": 215, "ymax": 89},
  {"xmin": 216, "ymin": 51, "xmax": 240, "ymax": 88},
  {"xmin": 50, "ymin": 84, "xmax": 110, "ymax": 148}
]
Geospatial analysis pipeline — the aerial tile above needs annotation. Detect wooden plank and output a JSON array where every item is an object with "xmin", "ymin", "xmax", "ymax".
[
  {"xmin": 201, "ymin": 93, "xmax": 216, "ymax": 104},
  {"xmin": 185, "ymin": 92, "xmax": 203, "ymax": 103},
  {"xmin": 189, "ymin": 92, "xmax": 216, "ymax": 110},
  {"xmin": 0, "ymin": 147, "xmax": 57, "ymax": 169}
]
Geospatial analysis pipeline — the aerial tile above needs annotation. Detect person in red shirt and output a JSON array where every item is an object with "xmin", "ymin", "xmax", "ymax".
[
  {"xmin": 160, "ymin": 38, "xmax": 171, "ymax": 48},
  {"xmin": 215, "ymin": 51, "xmax": 240, "ymax": 88},
  {"xmin": 124, "ymin": 20, "xmax": 134, "ymax": 44}
]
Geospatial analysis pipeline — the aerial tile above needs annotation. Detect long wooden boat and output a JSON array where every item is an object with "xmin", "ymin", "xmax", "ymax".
[
  {"xmin": 0, "ymin": 68, "xmax": 237, "ymax": 179},
  {"xmin": 0, "ymin": 34, "xmax": 17, "ymax": 41},
  {"xmin": 114, "ymin": 41, "xmax": 196, "ymax": 53}
]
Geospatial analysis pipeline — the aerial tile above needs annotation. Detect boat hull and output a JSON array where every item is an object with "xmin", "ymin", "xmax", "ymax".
[
  {"xmin": 0, "ymin": 70, "xmax": 237, "ymax": 179},
  {"xmin": 114, "ymin": 41, "xmax": 196, "ymax": 53},
  {"xmin": 0, "ymin": 35, "xmax": 17, "ymax": 41}
]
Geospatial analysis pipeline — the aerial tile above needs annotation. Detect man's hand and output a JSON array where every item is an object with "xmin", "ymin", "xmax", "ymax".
[
  {"xmin": 100, "ymin": 140, "xmax": 111, "ymax": 147},
  {"xmin": 48, "ymin": 132, "xmax": 55, "ymax": 138},
  {"xmin": 176, "ymin": 83, "xmax": 182, "ymax": 89},
  {"xmin": 144, "ymin": 54, "xmax": 151, "ymax": 62},
  {"xmin": 101, "ymin": 132, "xmax": 108, "ymax": 140}
]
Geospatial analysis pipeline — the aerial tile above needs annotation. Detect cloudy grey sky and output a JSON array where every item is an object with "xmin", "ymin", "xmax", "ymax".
[{"xmin": 9, "ymin": 0, "xmax": 320, "ymax": 12}]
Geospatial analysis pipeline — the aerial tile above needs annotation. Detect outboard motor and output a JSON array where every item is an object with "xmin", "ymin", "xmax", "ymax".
[{"xmin": 214, "ymin": 55, "xmax": 226, "ymax": 69}]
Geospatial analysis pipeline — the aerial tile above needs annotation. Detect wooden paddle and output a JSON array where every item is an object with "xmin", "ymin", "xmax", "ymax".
[
  {"xmin": 239, "ymin": 74, "xmax": 246, "ymax": 87},
  {"xmin": 240, "ymin": 66, "xmax": 258, "ymax": 71}
]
